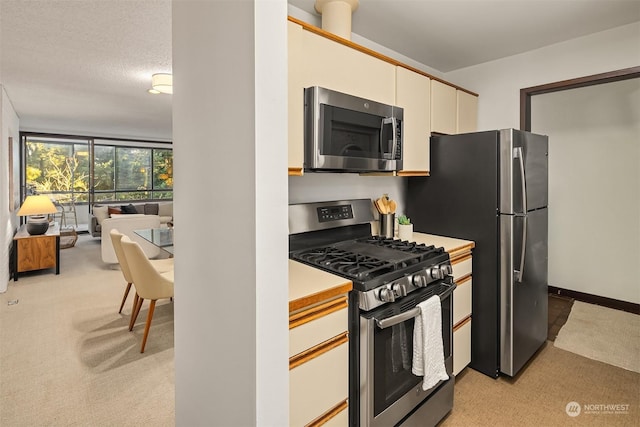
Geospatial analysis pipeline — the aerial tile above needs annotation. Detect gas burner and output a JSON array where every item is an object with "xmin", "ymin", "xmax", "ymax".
[
  {"xmin": 357, "ymin": 236, "xmax": 444, "ymax": 256},
  {"xmin": 295, "ymin": 247, "xmax": 396, "ymax": 281}
]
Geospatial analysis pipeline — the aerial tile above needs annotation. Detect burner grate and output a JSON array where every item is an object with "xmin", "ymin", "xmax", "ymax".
[
  {"xmin": 357, "ymin": 236, "xmax": 444, "ymax": 258},
  {"xmin": 294, "ymin": 247, "xmax": 396, "ymax": 281}
]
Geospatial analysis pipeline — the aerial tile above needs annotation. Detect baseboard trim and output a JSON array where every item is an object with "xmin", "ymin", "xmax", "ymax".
[{"xmin": 548, "ymin": 286, "xmax": 639, "ymax": 315}]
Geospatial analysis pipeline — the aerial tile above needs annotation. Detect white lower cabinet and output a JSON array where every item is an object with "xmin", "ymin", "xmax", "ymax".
[
  {"xmin": 290, "ymin": 341, "xmax": 349, "ymax": 426},
  {"xmin": 451, "ymin": 254, "xmax": 473, "ymax": 375},
  {"xmin": 453, "ymin": 319, "xmax": 472, "ymax": 376},
  {"xmin": 453, "ymin": 278, "xmax": 472, "ymax": 326},
  {"xmin": 290, "ymin": 307, "xmax": 348, "ymax": 358},
  {"xmin": 322, "ymin": 406, "xmax": 349, "ymax": 427},
  {"xmin": 288, "ymin": 277, "xmax": 349, "ymax": 427}
]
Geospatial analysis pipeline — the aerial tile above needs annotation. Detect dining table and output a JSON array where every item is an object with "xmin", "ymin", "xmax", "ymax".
[{"xmin": 134, "ymin": 227, "xmax": 174, "ymax": 256}]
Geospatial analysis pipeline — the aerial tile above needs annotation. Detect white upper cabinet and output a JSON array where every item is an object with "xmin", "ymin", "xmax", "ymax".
[
  {"xmin": 431, "ymin": 80, "xmax": 478, "ymax": 135},
  {"xmin": 288, "ymin": 21, "xmax": 305, "ymax": 175},
  {"xmin": 287, "ymin": 17, "xmax": 478, "ymax": 176},
  {"xmin": 457, "ymin": 90, "xmax": 478, "ymax": 134},
  {"xmin": 431, "ymin": 80, "xmax": 457, "ymax": 135},
  {"xmin": 395, "ymin": 67, "xmax": 431, "ymax": 175},
  {"xmin": 299, "ymin": 29, "xmax": 396, "ymax": 105}
]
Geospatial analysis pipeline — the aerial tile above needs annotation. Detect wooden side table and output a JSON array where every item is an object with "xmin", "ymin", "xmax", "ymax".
[{"xmin": 13, "ymin": 222, "xmax": 60, "ymax": 281}]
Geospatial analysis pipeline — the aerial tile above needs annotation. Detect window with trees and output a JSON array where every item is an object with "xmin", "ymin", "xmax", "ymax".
[{"xmin": 24, "ymin": 134, "xmax": 173, "ymax": 206}]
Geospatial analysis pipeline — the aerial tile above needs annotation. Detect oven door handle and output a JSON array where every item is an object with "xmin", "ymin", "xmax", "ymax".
[
  {"xmin": 375, "ymin": 307, "xmax": 421, "ymax": 329},
  {"xmin": 374, "ymin": 283, "xmax": 455, "ymax": 329}
]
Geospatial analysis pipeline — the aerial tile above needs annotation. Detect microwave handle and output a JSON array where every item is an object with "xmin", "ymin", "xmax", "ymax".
[{"xmin": 380, "ymin": 117, "xmax": 398, "ymax": 159}]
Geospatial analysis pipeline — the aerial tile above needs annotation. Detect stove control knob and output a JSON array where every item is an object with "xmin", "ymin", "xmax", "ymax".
[
  {"xmin": 412, "ymin": 274, "xmax": 428, "ymax": 288},
  {"xmin": 439, "ymin": 264, "xmax": 453, "ymax": 276},
  {"xmin": 392, "ymin": 283, "xmax": 407, "ymax": 297},
  {"xmin": 379, "ymin": 287, "xmax": 396, "ymax": 303},
  {"xmin": 428, "ymin": 267, "xmax": 444, "ymax": 280}
]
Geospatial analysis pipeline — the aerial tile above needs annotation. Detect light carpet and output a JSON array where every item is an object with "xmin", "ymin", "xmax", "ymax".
[
  {"xmin": 554, "ymin": 301, "xmax": 640, "ymax": 373},
  {"xmin": 0, "ymin": 235, "xmax": 174, "ymax": 426}
]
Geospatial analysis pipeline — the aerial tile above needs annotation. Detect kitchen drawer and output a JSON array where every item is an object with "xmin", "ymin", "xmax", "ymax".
[
  {"xmin": 453, "ymin": 277, "xmax": 472, "ymax": 326},
  {"xmin": 290, "ymin": 341, "xmax": 349, "ymax": 427},
  {"xmin": 453, "ymin": 318, "xmax": 472, "ymax": 376},
  {"xmin": 290, "ymin": 305, "xmax": 348, "ymax": 358},
  {"xmin": 322, "ymin": 403, "xmax": 349, "ymax": 427},
  {"xmin": 451, "ymin": 255, "xmax": 472, "ymax": 280}
]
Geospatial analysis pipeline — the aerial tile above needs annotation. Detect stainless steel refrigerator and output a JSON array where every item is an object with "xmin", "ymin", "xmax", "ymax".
[{"xmin": 406, "ymin": 129, "xmax": 548, "ymax": 378}]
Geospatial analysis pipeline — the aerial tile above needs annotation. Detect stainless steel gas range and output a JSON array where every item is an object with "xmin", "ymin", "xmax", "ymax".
[{"xmin": 289, "ymin": 199, "xmax": 455, "ymax": 427}]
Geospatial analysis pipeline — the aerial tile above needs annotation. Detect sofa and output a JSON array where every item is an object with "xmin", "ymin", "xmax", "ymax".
[
  {"xmin": 90, "ymin": 201, "xmax": 173, "ymax": 238},
  {"xmin": 100, "ymin": 214, "xmax": 164, "ymax": 264}
]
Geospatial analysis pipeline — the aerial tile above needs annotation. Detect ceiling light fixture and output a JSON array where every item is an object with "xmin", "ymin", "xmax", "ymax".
[{"xmin": 148, "ymin": 73, "xmax": 173, "ymax": 94}]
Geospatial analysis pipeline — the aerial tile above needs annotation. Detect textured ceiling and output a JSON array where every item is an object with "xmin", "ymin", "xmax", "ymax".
[
  {"xmin": 1, "ymin": 0, "xmax": 172, "ymax": 141},
  {"xmin": 1, "ymin": 0, "xmax": 639, "ymax": 141}
]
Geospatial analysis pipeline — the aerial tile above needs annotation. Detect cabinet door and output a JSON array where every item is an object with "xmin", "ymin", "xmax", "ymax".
[
  {"xmin": 453, "ymin": 278, "xmax": 472, "ymax": 326},
  {"xmin": 457, "ymin": 90, "xmax": 478, "ymax": 134},
  {"xmin": 300, "ymin": 29, "xmax": 396, "ymax": 105},
  {"xmin": 290, "ymin": 306, "xmax": 348, "ymax": 358},
  {"xmin": 290, "ymin": 341, "xmax": 349, "ymax": 427},
  {"xmin": 431, "ymin": 80, "xmax": 457, "ymax": 135},
  {"xmin": 453, "ymin": 320, "xmax": 472, "ymax": 375},
  {"xmin": 17, "ymin": 236, "xmax": 56, "ymax": 272},
  {"xmin": 288, "ymin": 21, "xmax": 305, "ymax": 174},
  {"xmin": 396, "ymin": 67, "xmax": 430, "ymax": 175}
]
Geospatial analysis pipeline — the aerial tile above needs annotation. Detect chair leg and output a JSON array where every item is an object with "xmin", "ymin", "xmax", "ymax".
[
  {"xmin": 129, "ymin": 293, "xmax": 139, "ymax": 330},
  {"xmin": 140, "ymin": 300, "xmax": 156, "ymax": 353},
  {"xmin": 119, "ymin": 282, "xmax": 132, "ymax": 314},
  {"xmin": 130, "ymin": 296, "xmax": 144, "ymax": 331}
]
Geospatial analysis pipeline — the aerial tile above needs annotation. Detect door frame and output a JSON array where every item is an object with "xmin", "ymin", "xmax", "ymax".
[{"xmin": 520, "ymin": 66, "xmax": 640, "ymax": 131}]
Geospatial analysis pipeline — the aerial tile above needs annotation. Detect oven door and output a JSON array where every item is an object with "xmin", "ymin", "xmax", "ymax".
[{"xmin": 359, "ymin": 282, "xmax": 454, "ymax": 427}]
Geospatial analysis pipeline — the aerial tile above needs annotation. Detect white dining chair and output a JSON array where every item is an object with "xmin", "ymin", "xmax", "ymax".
[{"xmin": 120, "ymin": 235, "xmax": 174, "ymax": 353}]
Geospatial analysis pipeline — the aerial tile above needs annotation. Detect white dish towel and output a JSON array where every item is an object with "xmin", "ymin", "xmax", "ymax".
[{"xmin": 412, "ymin": 295, "xmax": 449, "ymax": 390}]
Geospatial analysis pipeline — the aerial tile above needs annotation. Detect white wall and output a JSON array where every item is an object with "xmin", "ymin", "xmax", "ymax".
[
  {"xmin": 1, "ymin": 86, "xmax": 20, "ymax": 292},
  {"xmin": 173, "ymin": 1, "xmax": 288, "ymax": 426},
  {"xmin": 289, "ymin": 174, "xmax": 407, "ymax": 216},
  {"xmin": 533, "ymin": 79, "xmax": 640, "ymax": 303},
  {"xmin": 445, "ymin": 22, "xmax": 640, "ymax": 303},
  {"xmin": 445, "ymin": 22, "xmax": 640, "ymax": 130}
]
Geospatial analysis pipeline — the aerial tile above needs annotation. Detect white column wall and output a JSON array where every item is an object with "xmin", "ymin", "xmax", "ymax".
[{"xmin": 172, "ymin": 1, "xmax": 288, "ymax": 425}]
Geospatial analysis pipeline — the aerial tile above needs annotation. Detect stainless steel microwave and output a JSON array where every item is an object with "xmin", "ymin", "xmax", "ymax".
[{"xmin": 304, "ymin": 86, "xmax": 403, "ymax": 172}]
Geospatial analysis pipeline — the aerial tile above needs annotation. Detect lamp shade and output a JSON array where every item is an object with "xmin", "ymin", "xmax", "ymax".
[
  {"xmin": 17, "ymin": 195, "xmax": 57, "ymax": 216},
  {"xmin": 151, "ymin": 73, "xmax": 173, "ymax": 94}
]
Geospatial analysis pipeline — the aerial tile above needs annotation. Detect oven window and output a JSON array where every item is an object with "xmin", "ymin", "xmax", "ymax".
[
  {"xmin": 321, "ymin": 105, "xmax": 391, "ymax": 159},
  {"xmin": 371, "ymin": 297, "xmax": 452, "ymax": 418},
  {"xmin": 373, "ymin": 318, "xmax": 421, "ymax": 416}
]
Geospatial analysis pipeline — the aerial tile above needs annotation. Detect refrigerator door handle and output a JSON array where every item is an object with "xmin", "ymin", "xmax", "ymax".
[
  {"xmin": 515, "ymin": 215, "xmax": 527, "ymax": 282},
  {"xmin": 514, "ymin": 146, "xmax": 527, "ymax": 282},
  {"xmin": 514, "ymin": 147, "xmax": 528, "ymax": 213}
]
